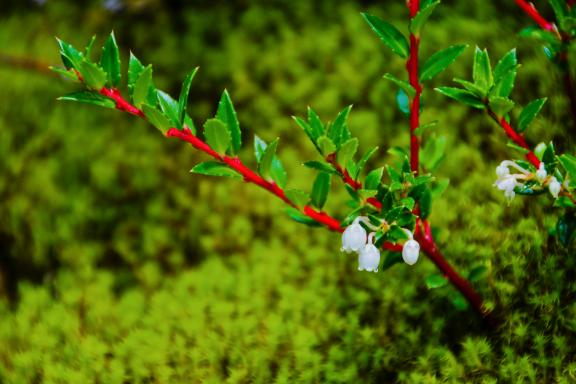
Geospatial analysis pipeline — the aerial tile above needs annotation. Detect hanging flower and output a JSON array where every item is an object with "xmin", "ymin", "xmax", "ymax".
[
  {"xmin": 341, "ymin": 217, "xmax": 367, "ymax": 253},
  {"xmin": 358, "ymin": 233, "xmax": 380, "ymax": 272},
  {"xmin": 494, "ymin": 160, "xmax": 530, "ymax": 201},
  {"xmin": 549, "ymin": 176, "xmax": 561, "ymax": 198},
  {"xmin": 401, "ymin": 228, "xmax": 420, "ymax": 265},
  {"xmin": 535, "ymin": 162, "xmax": 547, "ymax": 182}
]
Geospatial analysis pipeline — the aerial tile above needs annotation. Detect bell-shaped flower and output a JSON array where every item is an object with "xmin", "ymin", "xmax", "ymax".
[
  {"xmin": 536, "ymin": 162, "xmax": 547, "ymax": 182},
  {"xmin": 494, "ymin": 161, "xmax": 530, "ymax": 202},
  {"xmin": 341, "ymin": 217, "xmax": 367, "ymax": 253},
  {"xmin": 549, "ymin": 176, "xmax": 561, "ymax": 199},
  {"xmin": 402, "ymin": 239, "xmax": 420, "ymax": 265},
  {"xmin": 358, "ymin": 233, "xmax": 380, "ymax": 272}
]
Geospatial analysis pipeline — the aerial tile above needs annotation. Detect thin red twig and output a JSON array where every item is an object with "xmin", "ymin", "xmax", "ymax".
[
  {"xmin": 514, "ymin": 0, "xmax": 556, "ymax": 32},
  {"xmin": 407, "ymin": 26, "xmax": 422, "ymax": 174}
]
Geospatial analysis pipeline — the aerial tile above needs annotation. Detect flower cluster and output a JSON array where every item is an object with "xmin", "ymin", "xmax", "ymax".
[
  {"xmin": 494, "ymin": 160, "xmax": 561, "ymax": 201},
  {"xmin": 341, "ymin": 217, "xmax": 420, "ymax": 272}
]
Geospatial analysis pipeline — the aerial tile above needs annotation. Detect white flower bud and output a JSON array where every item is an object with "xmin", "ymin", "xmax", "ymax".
[
  {"xmin": 496, "ymin": 163, "xmax": 510, "ymax": 178},
  {"xmin": 402, "ymin": 239, "xmax": 420, "ymax": 266},
  {"xmin": 549, "ymin": 176, "xmax": 561, "ymax": 199},
  {"xmin": 536, "ymin": 163, "xmax": 547, "ymax": 182},
  {"xmin": 341, "ymin": 218, "xmax": 367, "ymax": 253},
  {"xmin": 358, "ymin": 234, "xmax": 380, "ymax": 272}
]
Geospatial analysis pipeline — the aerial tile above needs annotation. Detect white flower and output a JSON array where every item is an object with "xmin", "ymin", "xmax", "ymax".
[
  {"xmin": 549, "ymin": 176, "xmax": 561, "ymax": 199},
  {"xmin": 341, "ymin": 217, "xmax": 367, "ymax": 253},
  {"xmin": 494, "ymin": 175, "xmax": 520, "ymax": 201},
  {"xmin": 358, "ymin": 233, "xmax": 380, "ymax": 272},
  {"xmin": 402, "ymin": 239, "xmax": 420, "ymax": 265},
  {"xmin": 494, "ymin": 161, "xmax": 529, "ymax": 202},
  {"xmin": 495, "ymin": 163, "xmax": 510, "ymax": 178},
  {"xmin": 536, "ymin": 162, "xmax": 547, "ymax": 182}
]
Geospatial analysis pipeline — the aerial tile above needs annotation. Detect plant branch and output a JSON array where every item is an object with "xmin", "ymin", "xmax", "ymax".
[
  {"xmin": 514, "ymin": 0, "xmax": 556, "ymax": 33},
  {"xmin": 407, "ymin": 2, "xmax": 422, "ymax": 174}
]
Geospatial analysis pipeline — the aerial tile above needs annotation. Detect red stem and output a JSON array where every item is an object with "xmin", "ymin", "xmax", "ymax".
[
  {"xmin": 514, "ymin": 0, "xmax": 556, "ymax": 32},
  {"xmin": 407, "ymin": 34, "xmax": 422, "ymax": 174}
]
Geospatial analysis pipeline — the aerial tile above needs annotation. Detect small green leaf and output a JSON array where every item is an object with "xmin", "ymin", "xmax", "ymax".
[
  {"xmin": 425, "ymin": 274, "xmax": 448, "ymax": 289},
  {"xmin": 493, "ymin": 49, "xmax": 517, "ymax": 82},
  {"xmin": 381, "ymin": 251, "xmax": 403, "ymax": 271},
  {"xmin": 383, "ymin": 73, "xmax": 415, "ymax": 97},
  {"xmin": 270, "ymin": 157, "xmax": 288, "ymax": 188},
  {"xmin": 435, "ymin": 87, "xmax": 485, "ymax": 109},
  {"xmin": 50, "ymin": 66, "xmax": 77, "ymax": 80},
  {"xmin": 361, "ymin": 13, "xmax": 410, "ymax": 58},
  {"xmin": 473, "ymin": 47, "xmax": 493, "ymax": 92},
  {"xmin": 203, "ymin": 118, "xmax": 231, "ymax": 154},
  {"xmin": 178, "ymin": 67, "xmax": 198, "ymax": 126},
  {"xmin": 318, "ymin": 136, "xmax": 337, "ymax": 156},
  {"xmin": 489, "ymin": 96, "xmax": 515, "ymax": 117},
  {"xmin": 450, "ymin": 293, "xmax": 470, "ymax": 311},
  {"xmin": 58, "ymin": 91, "xmax": 116, "ymax": 109},
  {"xmin": 128, "ymin": 52, "xmax": 145, "ymax": 97},
  {"xmin": 285, "ymin": 189, "xmax": 310, "ymax": 208},
  {"xmin": 420, "ymin": 44, "xmax": 467, "ymax": 82},
  {"xmin": 413, "ymin": 121, "xmax": 438, "ymax": 136},
  {"xmin": 142, "ymin": 104, "xmax": 173, "ymax": 135},
  {"xmin": 56, "ymin": 37, "xmax": 83, "ymax": 69},
  {"xmin": 286, "ymin": 208, "xmax": 322, "ymax": 227},
  {"xmin": 100, "ymin": 32, "xmax": 121, "ymax": 87},
  {"xmin": 354, "ymin": 146, "xmax": 379, "ymax": 179},
  {"xmin": 308, "ymin": 107, "xmax": 325, "ymax": 139},
  {"xmin": 191, "ymin": 161, "xmax": 241, "ymax": 179},
  {"xmin": 549, "ymin": 0, "xmax": 568, "ymax": 24},
  {"xmin": 336, "ymin": 138, "xmax": 359, "ymax": 168},
  {"xmin": 490, "ymin": 68, "xmax": 517, "ymax": 98},
  {"xmin": 78, "ymin": 61, "xmax": 107, "ymax": 89},
  {"xmin": 259, "ymin": 138, "xmax": 280, "ymax": 179},
  {"xmin": 396, "ymin": 88, "xmax": 411, "ymax": 116},
  {"xmin": 84, "ymin": 35, "xmax": 97, "ymax": 58},
  {"xmin": 133, "ymin": 65, "xmax": 153, "ymax": 108},
  {"xmin": 365, "ymin": 167, "xmax": 384, "ymax": 190},
  {"xmin": 254, "ymin": 135, "xmax": 267, "ymax": 163},
  {"xmin": 559, "ymin": 154, "xmax": 576, "ymax": 181},
  {"xmin": 217, "ymin": 90, "xmax": 242, "ymax": 155},
  {"xmin": 421, "ymin": 135, "xmax": 446, "ymax": 171},
  {"xmin": 452, "ymin": 79, "xmax": 486, "ymax": 98},
  {"xmin": 468, "ymin": 266, "xmax": 488, "ymax": 282},
  {"xmin": 311, "ymin": 172, "xmax": 331, "ymax": 209},
  {"xmin": 418, "ymin": 186, "xmax": 432, "ymax": 219},
  {"xmin": 184, "ymin": 114, "xmax": 196, "ymax": 135},
  {"xmin": 157, "ymin": 90, "xmax": 181, "ymax": 128},
  {"xmin": 303, "ymin": 161, "xmax": 338, "ymax": 175},
  {"xmin": 409, "ymin": 1, "xmax": 440, "ymax": 34},
  {"xmin": 518, "ymin": 98, "xmax": 547, "ymax": 132},
  {"xmin": 328, "ymin": 105, "xmax": 352, "ymax": 147},
  {"xmin": 293, "ymin": 116, "xmax": 319, "ymax": 147}
]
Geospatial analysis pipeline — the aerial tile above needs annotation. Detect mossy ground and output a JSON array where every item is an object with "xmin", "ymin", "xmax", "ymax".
[{"xmin": 1, "ymin": 1, "xmax": 575, "ymax": 382}]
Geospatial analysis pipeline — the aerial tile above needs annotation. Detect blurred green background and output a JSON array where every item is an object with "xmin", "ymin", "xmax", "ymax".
[{"xmin": 1, "ymin": 0, "xmax": 576, "ymax": 382}]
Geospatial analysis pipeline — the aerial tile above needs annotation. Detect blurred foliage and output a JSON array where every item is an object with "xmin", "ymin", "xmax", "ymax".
[{"xmin": 1, "ymin": 0, "xmax": 576, "ymax": 382}]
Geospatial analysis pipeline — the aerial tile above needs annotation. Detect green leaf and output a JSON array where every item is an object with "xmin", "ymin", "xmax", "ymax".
[
  {"xmin": 203, "ymin": 118, "xmax": 231, "ymax": 154},
  {"xmin": 217, "ymin": 90, "xmax": 242, "ymax": 155},
  {"xmin": 318, "ymin": 136, "xmax": 337, "ymax": 156},
  {"xmin": 468, "ymin": 266, "xmax": 488, "ymax": 282},
  {"xmin": 490, "ymin": 68, "xmax": 517, "ymax": 98},
  {"xmin": 128, "ymin": 52, "xmax": 145, "ymax": 97},
  {"xmin": 559, "ymin": 154, "xmax": 576, "ymax": 181},
  {"xmin": 383, "ymin": 73, "xmax": 415, "ymax": 97},
  {"xmin": 425, "ymin": 274, "xmax": 448, "ymax": 289},
  {"xmin": 489, "ymin": 96, "xmax": 515, "ymax": 117},
  {"xmin": 365, "ymin": 167, "xmax": 384, "ymax": 190},
  {"xmin": 285, "ymin": 189, "xmax": 310, "ymax": 208},
  {"xmin": 328, "ymin": 105, "xmax": 352, "ymax": 147},
  {"xmin": 409, "ymin": 1, "xmax": 440, "ymax": 34},
  {"xmin": 396, "ymin": 88, "xmax": 411, "ymax": 116},
  {"xmin": 435, "ymin": 87, "xmax": 485, "ymax": 109},
  {"xmin": 354, "ymin": 146, "xmax": 379, "ymax": 178},
  {"xmin": 303, "ymin": 161, "xmax": 338, "ymax": 175},
  {"xmin": 100, "ymin": 32, "xmax": 121, "ymax": 87},
  {"xmin": 381, "ymin": 251, "xmax": 403, "ymax": 271},
  {"xmin": 413, "ymin": 120, "xmax": 438, "ymax": 136},
  {"xmin": 142, "ymin": 104, "xmax": 172, "ymax": 135},
  {"xmin": 293, "ymin": 116, "xmax": 319, "ymax": 147},
  {"xmin": 271, "ymin": 153, "xmax": 288, "ymax": 188},
  {"xmin": 418, "ymin": 186, "xmax": 432, "ymax": 219},
  {"xmin": 78, "ymin": 61, "xmax": 107, "ymax": 90},
  {"xmin": 473, "ymin": 47, "xmax": 493, "ymax": 92},
  {"xmin": 549, "ymin": 0, "xmax": 568, "ymax": 24},
  {"xmin": 191, "ymin": 161, "xmax": 241, "ymax": 179},
  {"xmin": 254, "ymin": 135, "xmax": 267, "ymax": 163},
  {"xmin": 493, "ymin": 49, "xmax": 517, "ymax": 82},
  {"xmin": 420, "ymin": 44, "xmax": 467, "ymax": 82},
  {"xmin": 58, "ymin": 91, "xmax": 116, "ymax": 109},
  {"xmin": 84, "ymin": 35, "xmax": 97, "ymax": 59},
  {"xmin": 178, "ymin": 67, "xmax": 198, "ymax": 126},
  {"xmin": 56, "ymin": 37, "xmax": 83, "ymax": 69},
  {"xmin": 450, "ymin": 293, "xmax": 470, "ymax": 311},
  {"xmin": 259, "ymin": 138, "xmax": 279, "ymax": 179},
  {"xmin": 286, "ymin": 208, "xmax": 322, "ymax": 227},
  {"xmin": 336, "ymin": 138, "xmax": 359, "ymax": 168},
  {"xmin": 133, "ymin": 65, "xmax": 153, "ymax": 108},
  {"xmin": 518, "ymin": 98, "xmax": 547, "ymax": 132},
  {"xmin": 361, "ymin": 13, "xmax": 409, "ymax": 58},
  {"xmin": 184, "ymin": 114, "xmax": 196, "ymax": 135},
  {"xmin": 452, "ymin": 78, "xmax": 486, "ymax": 98},
  {"xmin": 157, "ymin": 90, "xmax": 181, "ymax": 128},
  {"xmin": 49, "ymin": 66, "xmax": 77, "ymax": 80},
  {"xmin": 421, "ymin": 135, "xmax": 446, "ymax": 171},
  {"xmin": 311, "ymin": 172, "xmax": 331, "ymax": 209}
]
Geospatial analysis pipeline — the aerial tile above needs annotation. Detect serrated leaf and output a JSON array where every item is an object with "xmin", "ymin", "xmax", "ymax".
[
  {"xmin": 178, "ymin": 67, "xmax": 198, "ymax": 126},
  {"xmin": 396, "ymin": 88, "xmax": 411, "ymax": 116},
  {"xmin": 425, "ymin": 274, "xmax": 448, "ymax": 289},
  {"xmin": 142, "ymin": 104, "xmax": 172, "ymax": 135},
  {"xmin": 361, "ymin": 13, "xmax": 409, "ymax": 58},
  {"xmin": 328, "ymin": 105, "xmax": 352, "ymax": 147},
  {"xmin": 286, "ymin": 208, "xmax": 322, "ymax": 227},
  {"xmin": 285, "ymin": 189, "xmax": 310, "ymax": 208},
  {"xmin": 383, "ymin": 73, "xmax": 415, "ymax": 97},
  {"xmin": 410, "ymin": 1, "xmax": 440, "ymax": 34},
  {"xmin": 259, "ymin": 138, "xmax": 280, "ymax": 179},
  {"xmin": 493, "ymin": 49, "xmax": 517, "ymax": 82},
  {"xmin": 184, "ymin": 114, "xmax": 196, "ymax": 135},
  {"xmin": 559, "ymin": 154, "xmax": 576, "ymax": 181},
  {"xmin": 78, "ymin": 61, "xmax": 107, "ymax": 89},
  {"xmin": 421, "ymin": 135, "xmax": 446, "ymax": 172},
  {"xmin": 318, "ymin": 136, "xmax": 337, "ymax": 156},
  {"xmin": 293, "ymin": 116, "xmax": 319, "ymax": 148},
  {"xmin": 518, "ymin": 98, "xmax": 547, "ymax": 132},
  {"xmin": 128, "ymin": 52, "xmax": 144, "ymax": 97},
  {"xmin": 100, "ymin": 32, "xmax": 121, "ymax": 87},
  {"xmin": 133, "ymin": 65, "xmax": 152, "ymax": 108},
  {"xmin": 58, "ymin": 91, "xmax": 116, "ymax": 109},
  {"xmin": 489, "ymin": 96, "xmax": 515, "ymax": 117},
  {"xmin": 490, "ymin": 68, "xmax": 517, "ymax": 98},
  {"xmin": 452, "ymin": 78, "xmax": 486, "ymax": 98},
  {"xmin": 473, "ymin": 47, "xmax": 493, "ymax": 92},
  {"xmin": 354, "ymin": 146, "xmax": 379, "ymax": 179},
  {"xmin": 435, "ymin": 87, "xmax": 485, "ymax": 109},
  {"xmin": 217, "ymin": 90, "xmax": 242, "ymax": 155},
  {"xmin": 303, "ymin": 161, "xmax": 338, "ymax": 175},
  {"xmin": 420, "ymin": 44, "xmax": 467, "ymax": 82},
  {"xmin": 418, "ymin": 186, "xmax": 432, "ymax": 219},
  {"xmin": 336, "ymin": 138, "xmax": 359, "ymax": 168},
  {"xmin": 191, "ymin": 161, "xmax": 241, "ymax": 179},
  {"xmin": 308, "ymin": 107, "xmax": 325, "ymax": 138},
  {"xmin": 203, "ymin": 118, "xmax": 231, "ymax": 154},
  {"xmin": 157, "ymin": 90, "xmax": 181, "ymax": 128},
  {"xmin": 311, "ymin": 172, "xmax": 331, "ymax": 209},
  {"xmin": 468, "ymin": 266, "xmax": 488, "ymax": 282},
  {"xmin": 507, "ymin": 142, "xmax": 530, "ymax": 154},
  {"xmin": 84, "ymin": 35, "xmax": 97, "ymax": 59},
  {"xmin": 365, "ymin": 167, "xmax": 384, "ymax": 190},
  {"xmin": 254, "ymin": 135, "xmax": 267, "ymax": 163},
  {"xmin": 56, "ymin": 37, "xmax": 83, "ymax": 69},
  {"xmin": 50, "ymin": 66, "xmax": 77, "ymax": 80}
]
